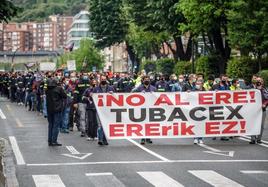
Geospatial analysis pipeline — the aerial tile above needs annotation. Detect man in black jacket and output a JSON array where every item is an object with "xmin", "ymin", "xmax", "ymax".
[{"xmin": 46, "ymin": 78, "xmax": 67, "ymax": 146}]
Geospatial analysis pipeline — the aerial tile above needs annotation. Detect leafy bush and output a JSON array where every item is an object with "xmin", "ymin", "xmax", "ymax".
[
  {"xmin": 195, "ymin": 55, "xmax": 220, "ymax": 79},
  {"xmin": 226, "ymin": 57, "xmax": 258, "ymax": 83},
  {"xmin": 174, "ymin": 61, "xmax": 192, "ymax": 75},
  {"xmin": 140, "ymin": 60, "xmax": 156, "ymax": 73},
  {"xmin": 156, "ymin": 58, "xmax": 175, "ymax": 75},
  {"xmin": 258, "ymin": 70, "xmax": 268, "ymax": 87}
]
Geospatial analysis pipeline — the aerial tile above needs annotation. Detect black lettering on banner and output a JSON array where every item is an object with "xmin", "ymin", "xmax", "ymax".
[
  {"xmin": 189, "ymin": 107, "xmax": 207, "ymax": 121},
  {"xmin": 129, "ymin": 108, "xmax": 146, "ymax": 122},
  {"xmin": 149, "ymin": 108, "xmax": 166, "ymax": 122},
  {"xmin": 226, "ymin": 105, "xmax": 243, "ymax": 120},
  {"xmin": 168, "ymin": 107, "xmax": 187, "ymax": 121},
  {"xmin": 111, "ymin": 109, "xmax": 127, "ymax": 122},
  {"xmin": 209, "ymin": 106, "xmax": 224, "ymax": 120}
]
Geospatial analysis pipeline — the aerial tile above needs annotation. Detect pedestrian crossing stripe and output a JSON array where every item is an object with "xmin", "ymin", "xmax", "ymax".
[{"xmin": 32, "ymin": 170, "xmax": 268, "ymax": 187}]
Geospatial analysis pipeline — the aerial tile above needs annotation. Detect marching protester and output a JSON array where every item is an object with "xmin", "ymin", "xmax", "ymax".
[
  {"xmin": 0, "ymin": 69, "xmax": 266, "ymax": 148},
  {"xmin": 92, "ymin": 75, "xmax": 115, "ymax": 145},
  {"xmin": 250, "ymin": 77, "xmax": 268, "ymax": 144},
  {"xmin": 46, "ymin": 78, "xmax": 67, "ymax": 146},
  {"xmin": 133, "ymin": 75, "xmax": 156, "ymax": 145},
  {"xmin": 82, "ymin": 79, "xmax": 98, "ymax": 141}
]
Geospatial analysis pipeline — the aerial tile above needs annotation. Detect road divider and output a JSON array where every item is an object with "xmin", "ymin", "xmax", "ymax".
[{"xmin": 0, "ymin": 109, "xmax": 6, "ymax": 119}]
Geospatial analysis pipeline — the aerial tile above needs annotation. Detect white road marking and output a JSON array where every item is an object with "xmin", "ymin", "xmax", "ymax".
[
  {"xmin": 0, "ymin": 109, "xmax": 6, "ymax": 119},
  {"xmin": 127, "ymin": 138, "xmax": 170, "ymax": 162},
  {"xmin": 32, "ymin": 175, "xmax": 65, "ymax": 187},
  {"xmin": 66, "ymin": 146, "xmax": 80, "ymax": 154},
  {"xmin": 26, "ymin": 159, "xmax": 268, "ymax": 167},
  {"xmin": 15, "ymin": 118, "xmax": 24, "ymax": 127},
  {"xmin": 189, "ymin": 170, "xmax": 244, "ymax": 187},
  {"xmin": 240, "ymin": 170, "xmax": 268, "ymax": 174},
  {"xmin": 241, "ymin": 135, "xmax": 268, "ymax": 145},
  {"xmin": 86, "ymin": 173, "xmax": 113, "ymax": 176},
  {"xmin": 61, "ymin": 153, "xmax": 92, "ymax": 160},
  {"xmin": 9, "ymin": 136, "xmax": 25, "ymax": 165},
  {"xmin": 239, "ymin": 137, "xmax": 268, "ymax": 148},
  {"xmin": 199, "ymin": 144, "xmax": 234, "ymax": 157},
  {"xmin": 138, "ymin": 171, "xmax": 184, "ymax": 187},
  {"xmin": 85, "ymin": 172, "xmax": 125, "ymax": 187},
  {"xmin": 6, "ymin": 104, "xmax": 11, "ymax": 111}
]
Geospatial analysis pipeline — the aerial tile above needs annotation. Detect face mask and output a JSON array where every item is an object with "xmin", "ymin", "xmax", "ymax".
[
  {"xmin": 83, "ymin": 76, "xmax": 88, "ymax": 80},
  {"xmin": 101, "ymin": 80, "xmax": 107, "ymax": 85},
  {"xmin": 192, "ymin": 79, "xmax": 196, "ymax": 83},
  {"xmin": 222, "ymin": 80, "xmax": 226, "ymax": 84},
  {"xmin": 92, "ymin": 84, "xmax": 96, "ymax": 87},
  {"xmin": 57, "ymin": 76, "xmax": 61, "ymax": 80},
  {"xmin": 71, "ymin": 78, "xmax": 76, "ymax": 82},
  {"xmin": 144, "ymin": 80, "xmax": 150, "ymax": 85},
  {"xmin": 256, "ymin": 82, "xmax": 262, "ymax": 87},
  {"xmin": 179, "ymin": 79, "xmax": 184, "ymax": 83},
  {"xmin": 65, "ymin": 80, "xmax": 69, "ymax": 85},
  {"xmin": 195, "ymin": 85, "xmax": 201, "ymax": 90}
]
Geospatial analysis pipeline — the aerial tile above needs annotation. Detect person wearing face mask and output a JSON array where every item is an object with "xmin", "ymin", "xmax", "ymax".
[
  {"xmin": 67, "ymin": 74, "xmax": 78, "ymax": 131},
  {"xmin": 73, "ymin": 72, "xmax": 90, "ymax": 137},
  {"xmin": 178, "ymin": 74, "xmax": 186, "ymax": 88},
  {"xmin": 133, "ymin": 76, "xmax": 156, "ymax": 145},
  {"xmin": 212, "ymin": 74, "xmax": 230, "ymax": 141},
  {"xmin": 167, "ymin": 74, "xmax": 178, "ymax": 92},
  {"xmin": 155, "ymin": 75, "xmax": 169, "ymax": 92},
  {"xmin": 82, "ymin": 79, "xmax": 98, "ymax": 141},
  {"xmin": 203, "ymin": 75, "xmax": 215, "ymax": 91},
  {"xmin": 230, "ymin": 79, "xmax": 241, "ymax": 91},
  {"xmin": 250, "ymin": 77, "xmax": 268, "ymax": 144},
  {"xmin": 93, "ymin": 75, "xmax": 115, "ymax": 145},
  {"xmin": 193, "ymin": 78, "xmax": 205, "ymax": 144},
  {"xmin": 60, "ymin": 78, "xmax": 73, "ymax": 134},
  {"xmin": 182, "ymin": 74, "xmax": 197, "ymax": 92}
]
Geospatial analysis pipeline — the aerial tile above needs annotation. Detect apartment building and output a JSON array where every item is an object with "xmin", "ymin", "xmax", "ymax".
[{"xmin": 67, "ymin": 11, "xmax": 93, "ymax": 50}]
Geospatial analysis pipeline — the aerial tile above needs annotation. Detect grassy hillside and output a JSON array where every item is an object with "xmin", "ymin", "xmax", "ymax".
[{"xmin": 12, "ymin": 0, "xmax": 90, "ymax": 22}]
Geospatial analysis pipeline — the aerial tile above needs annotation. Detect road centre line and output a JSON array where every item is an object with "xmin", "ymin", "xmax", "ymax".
[
  {"xmin": 126, "ymin": 138, "xmax": 170, "ymax": 162},
  {"xmin": 9, "ymin": 136, "xmax": 26, "ymax": 165},
  {"xmin": 0, "ymin": 109, "xmax": 6, "ymax": 119},
  {"xmin": 26, "ymin": 159, "xmax": 268, "ymax": 167},
  {"xmin": 239, "ymin": 137, "xmax": 268, "ymax": 148}
]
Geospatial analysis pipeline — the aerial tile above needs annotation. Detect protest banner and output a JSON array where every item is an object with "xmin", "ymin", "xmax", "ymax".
[
  {"xmin": 92, "ymin": 90, "xmax": 263, "ymax": 139},
  {"xmin": 67, "ymin": 60, "xmax": 76, "ymax": 71},
  {"xmin": 39, "ymin": 62, "xmax": 56, "ymax": 71}
]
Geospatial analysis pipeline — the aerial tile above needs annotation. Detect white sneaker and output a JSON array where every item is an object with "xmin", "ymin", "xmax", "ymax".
[
  {"xmin": 199, "ymin": 140, "xmax": 204, "ymax": 144},
  {"xmin": 194, "ymin": 139, "xmax": 198, "ymax": 144}
]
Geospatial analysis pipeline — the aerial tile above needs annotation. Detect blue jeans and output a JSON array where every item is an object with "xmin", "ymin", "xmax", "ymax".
[
  {"xmin": 62, "ymin": 107, "xmax": 70, "ymax": 130},
  {"xmin": 47, "ymin": 112, "xmax": 62, "ymax": 143},
  {"xmin": 97, "ymin": 127, "xmax": 107, "ymax": 143},
  {"xmin": 43, "ymin": 96, "xmax": 47, "ymax": 117}
]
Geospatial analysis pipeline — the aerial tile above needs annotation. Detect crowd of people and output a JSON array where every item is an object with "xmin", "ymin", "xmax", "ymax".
[{"xmin": 0, "ymin": 70, "xmax": 267, "ymax": 146}]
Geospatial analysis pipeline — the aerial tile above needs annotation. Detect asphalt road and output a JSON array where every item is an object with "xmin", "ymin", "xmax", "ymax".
[{"xmin": 0, "ymin": 97, "xmax": 268, "ymax": 187}]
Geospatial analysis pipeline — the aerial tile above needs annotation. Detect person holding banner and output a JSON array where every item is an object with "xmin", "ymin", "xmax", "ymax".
[
  {"xmin": 133, "ymin": 75, "xmax": 156, "ymax": 145},
  {"xmin": 250, "ymin": 77, "xmax": 268, "ymax": 144},
  {"xmin": 92, "ymin": 75, "xmax": 114, "ymax": 146}
]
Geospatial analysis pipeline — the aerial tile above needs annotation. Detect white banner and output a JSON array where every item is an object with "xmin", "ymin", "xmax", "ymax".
[
  {"xmin": 92, "ymin": 90, "xmax": 263, "ymax": 139},
  {"xmin": 67, "ymin": 60, "xmax": 76, "ymax": 71},
  {"xmin": 39, "ymin": 62, "xmax": 56, "ymax": 71}
]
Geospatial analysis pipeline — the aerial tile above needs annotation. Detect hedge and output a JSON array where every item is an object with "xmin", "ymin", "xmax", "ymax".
[{"xmin": 174, "ymin": 61, "xmax": 192, "ymax": 75}]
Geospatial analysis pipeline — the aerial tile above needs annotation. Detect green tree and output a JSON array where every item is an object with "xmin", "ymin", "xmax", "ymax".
[
  {"xmin": 178, "ymin": 0, "xmax": 231, "ymax": 74},
  {"xmin": 127, "ymin": 0, "xmax": 192, "ymax": 61},
  {"xmin": 227, "ymin": 0, "xmax": 268, "ymax": 71},
  {"xmin": 0, "ymin": 0, "xmax": 20, "ymax": 23},
  {"xmin": 60, "ymin": 39, "xmax": 104, "ymax": 72}
]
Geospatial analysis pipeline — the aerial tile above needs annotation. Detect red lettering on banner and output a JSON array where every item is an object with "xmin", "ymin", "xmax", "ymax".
[
  {"xmin": 175, "ymin": 94, "xmax": 190, "ymax": 105},
  {"xmin": 126, "ymin": 94, "xmax": 145, "ymax": 106},
  {"xmin": 222, "ymin": 121, "xmax": 238, "ymax": 134},
  {"xmin": 154, "ymin": 94, "xmax": 173, "ymax": 105},
  {"xmin": 199, "ymin": 93, "xmax": 214, "ymax": 105},
  {"xmin": 181, "ymin": 122, "xmax": 194, "ymax": 135},
  {"xmin": 162, "ymin": 125, "xmax": 172, "ymax": 136},
  {"xmin": 233, "ymin": 91, "xmax": 248, "ymax": 103},
  {"xmin": 215, "ymin": 92, "xmax": 231, "ymax": 104},
  {"xmin": 127, "ymin": 124, "xmax": 143, "ymax": 136},
  {"xmin": 206, "ymin": 122, "xmax": 220, "ymax": 134},
  {"xmin": 107, "ymin": 95, "xmax": 123, "ymax": 106},
  {"xmin": 145, "ymin": 123, "xmax": 160, "ymax": 136},
  {"xmin": 109, "ymin": 124, "xmax": 124, "ymax": 137}
]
